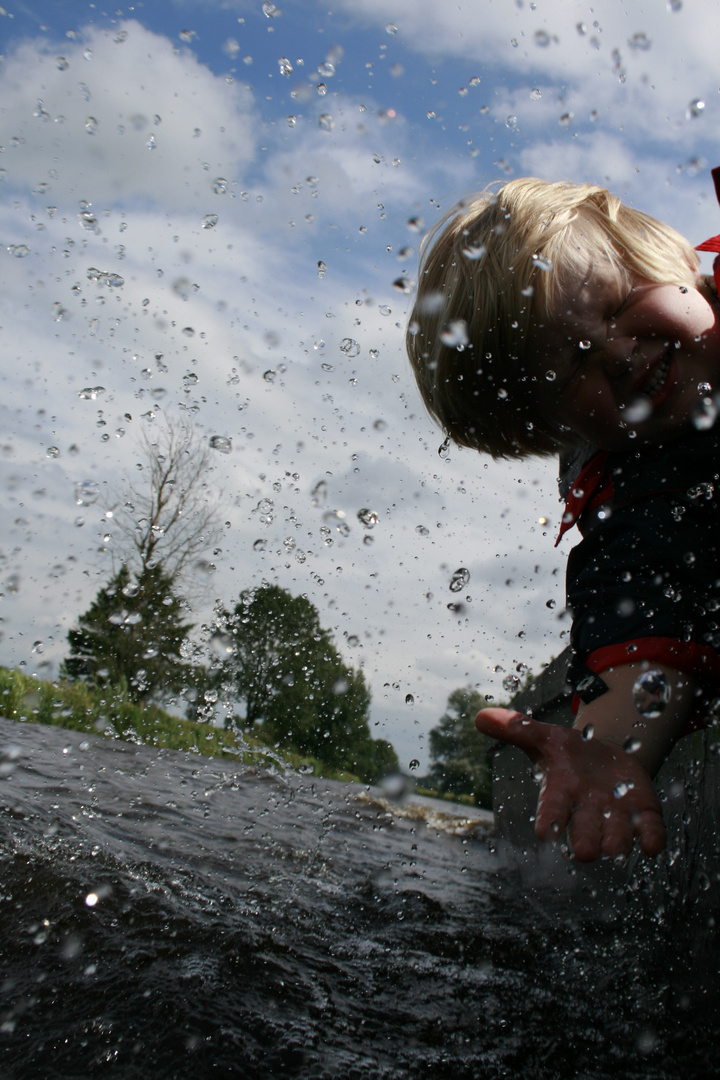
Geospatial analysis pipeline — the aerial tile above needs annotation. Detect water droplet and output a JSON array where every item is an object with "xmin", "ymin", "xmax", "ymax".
[
  {"xmin": 212, "ymin": 177, "xmax": 228, "ymax": 195},
  {"xmin": 688, "ymin": 99, "xmax": 705, "ymax": 118},
  {"xmin": 311, "ymin": 480, "xmax": 327, "ymax": 505},
  {"xmin": 632, "ymin": 669, "xmax": 671, "ymax": 717},
  {"xmin": 85, "ymin": 116, "xmax": 98, "ymax": 135},
  {"xmin": 339, "ymin": 337, "xmax": 360, "ymax": 357},
  {"xmin": 406, "ymin": 216, "xmax": 425, "ymax": 233},
  {"xmin": 628, "ymin": 32, "xmax": 651, "ymax": 50},
  {"xmin": 530, "ymin": 88, "xmax": 542, "ymax": 100},
  {"xmin": 8, "ymin": 244, "xmax": 30, "ymax": 258},
  {"xmin": 193, "ymin": 559, "xmax": 216, "ymax": 580},
  {"xmin": 209, "ymin": 435, "xmax": 232, "ymax": 453},
  {"xmin": 438, "ymin": 436, "xmax": 451, "ymax": 458},
  {"xmin": 535, "ymin": 29, "xmax": 551, "ymax": 46},
  {"xmin": 253, "ymin": 538, "xmax": 267, "ymax": 551},
  {"xmin": 46, "ymin": 446, "xmax": 60, "ymax": 459},
  {"xmin": 461, "ymin": 244, "xmax": 486, "ymax": 261},
  {"xmin": 57, "ymin": 56, "xmax": 69, "ymax": 70},
  {"xmin": 581, "ymin": 723, "xmax": 594, "ymax": 741},
  {"xmin": 405, "ymin": 694, "xmax": 414, "ymax": 705},
  {"xmin": 408, "ymin": 758, "xmax": 420, "ymax": 771},
  {"xmin": 449, "ymin": 567, "xmax": 470, "ymax": 593},
  {"xmin": 378, "ymin": 304, "xmax": 392, "ymax": 316},
  {"xmin": 613, "ymin": 781, "xmax": 629, "ymax": 799},
  {"xmin": 202, "ymin": 214, "xmax": 219, "ymax": 230},
  {"xmin": 505, "ymin": 115, "xmax": 518, "ymax": 129},
  {"xmin": 624, "ymin": 736, "xmax": 642, "ymax": 753},
  {"xmin": 415, "ymin": 525, "xmax": 429, "ymax": 536},
  {"xmin": 75, "ymin": 480, "xmax": 99, "ymax": 505},
  {"xmin": 545, "ymin": 370, "xmax": 556, "ymax": 382},
  {"xmin": 77, "ymin": 386, "xmax": 105, "ymax": 400},
  {"xmin": 439, "ymin": 320, "xmax": 469, "ymax": 348},
  {"xmin": 579, "ymin": 340, "xmax": 592, "ymax": 350},
  {"xmin": 392, "ymin": 276, "xmax": 413, "ymax": 293},
  {"xmin": 209, "ymin": 631, "xmax": 235, "ymax": 657},
  {"xmin": 323, "ymin": 509, "xmax": 349, "ymax": 535},
  {"xmin": 531, "ymin": 253, "xmax": 553, "ymax": 271},
  {"xmin": 318, "ymin": 113, "xmax": 334, "ymax": 131},
  {"xmin": 624, "ymin": 397, "xmax": 653, "ymax": 424},
  {"xmin": 262, "ymin": 1, "xmax": 280, "ymax": 15},
  {"xmin": 263, "ymin": 369, "xmax": 277, "ymax": 383},
  {"xmin": 357, "ymin": 508, "xmax": 379, "ymax": 528},
  {"xmin": 692, "ymin": 396, "xmax": 717, "ymax": 430}
]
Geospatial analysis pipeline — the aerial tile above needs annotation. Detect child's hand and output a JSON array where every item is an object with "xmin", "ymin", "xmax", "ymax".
[{"xmin": 475, "ymin": 708, "xmax": 666, "ymax": 862}]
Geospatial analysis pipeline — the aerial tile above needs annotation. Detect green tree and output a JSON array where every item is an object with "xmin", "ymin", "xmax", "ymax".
[
  {"xmin": 217, "ymin": 583, "xmax": 398, "ymax": 782},
  {"xmin": 62, "ymin": 563, "xmax": 193, "ymax": 703},
  {"xmin": 427, "ymin": 686, "xmax": 495, "ymax": 808}
]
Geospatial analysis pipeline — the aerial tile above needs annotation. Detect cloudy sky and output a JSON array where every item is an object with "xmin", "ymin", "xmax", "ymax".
[{"xmin": 1, "ymin": 0, "xmax": 719, "ymax": 772}]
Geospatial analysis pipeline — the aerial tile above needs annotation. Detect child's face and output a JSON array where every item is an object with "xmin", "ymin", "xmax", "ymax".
[{"xmin": 527, "ymin": 258, "xmax": 720, "ymax": 450}]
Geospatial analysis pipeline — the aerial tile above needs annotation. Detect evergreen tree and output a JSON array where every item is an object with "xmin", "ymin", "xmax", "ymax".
[
  {"xmin": 62, "ymin": 563, "xmax": 193, "ymax": 703},
  {"xmin": 216, "ymin": 583, "xmax": 398, "ymax": 782},
  {"xmin": 427, "ymin": 687, "xmax": 495, "ymax": 808}
]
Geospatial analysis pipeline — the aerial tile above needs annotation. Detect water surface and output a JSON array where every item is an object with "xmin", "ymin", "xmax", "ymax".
[{"xmin": 0, "ymin": 717, "xmax": 717, "ymax": 1079}]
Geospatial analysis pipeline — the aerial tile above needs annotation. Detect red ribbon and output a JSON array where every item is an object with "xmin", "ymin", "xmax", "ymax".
[{"xmin": 695, "ymin": 165, "xmax": 720, "ymax": 293}]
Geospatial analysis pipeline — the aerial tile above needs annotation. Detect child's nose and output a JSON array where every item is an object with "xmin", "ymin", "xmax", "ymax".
[{"xmin": 603, "ymin": 335, "xmax": 639, "ymax": 377}]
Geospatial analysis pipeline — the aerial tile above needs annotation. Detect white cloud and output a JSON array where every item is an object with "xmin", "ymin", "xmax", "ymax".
[{"xmin": 0, "ymin": 19, "xmax": 256, "ymax": 209}]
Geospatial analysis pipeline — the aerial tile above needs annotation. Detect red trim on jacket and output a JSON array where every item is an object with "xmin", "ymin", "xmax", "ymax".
[
  {"xmin": 555, "ymin": 451, "xmax": 611, "ymax": 546},
  {"xmin": 695, "ymin": 165, "xmax": 720, "ymax": 293},
  {"xmin": 571, "ymin": 636, "xmax": 720, "ymax": 731}
]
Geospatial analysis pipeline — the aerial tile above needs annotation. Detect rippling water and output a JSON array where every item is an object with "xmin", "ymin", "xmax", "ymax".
[{"xmin": 0, "ymin": 716, "xmax": 718, "ymax": 1079}]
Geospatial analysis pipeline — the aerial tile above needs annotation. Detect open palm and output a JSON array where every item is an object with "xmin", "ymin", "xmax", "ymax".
[{"xmin": 475, "ymin": 708, "xmax": 665, "ymax": 862}]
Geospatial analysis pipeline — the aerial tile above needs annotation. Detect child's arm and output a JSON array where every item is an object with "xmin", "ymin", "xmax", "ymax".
[{"xmin": 476, "ymin": 662, "xmax": 696, "ymax": 861}]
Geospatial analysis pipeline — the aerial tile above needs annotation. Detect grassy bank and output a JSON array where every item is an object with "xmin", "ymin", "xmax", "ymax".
[{"xmin": 0, "ymin": 666, "xmax": 359, "ymax": 782}]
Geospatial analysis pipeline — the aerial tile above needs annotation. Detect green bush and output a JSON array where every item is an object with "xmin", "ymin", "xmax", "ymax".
[{"xmin": 0, "ymin": 667, "xmax": 356, "ymax": 781}]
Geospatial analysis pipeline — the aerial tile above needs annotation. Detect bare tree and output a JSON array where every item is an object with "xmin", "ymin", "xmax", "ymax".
[{"xmin": 111, "ymin": 417, "xmax": 221, "ymax": 586}]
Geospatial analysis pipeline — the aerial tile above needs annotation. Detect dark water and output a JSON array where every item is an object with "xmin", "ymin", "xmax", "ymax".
[{"xmin": 0, "ymin": 717, "xmax": 718, "ymax": 1080}]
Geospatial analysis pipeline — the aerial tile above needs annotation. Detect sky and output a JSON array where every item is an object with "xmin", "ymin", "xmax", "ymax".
[{"xmin": 1, "ymin": 0, "xmax": 720, "ymax": 774}]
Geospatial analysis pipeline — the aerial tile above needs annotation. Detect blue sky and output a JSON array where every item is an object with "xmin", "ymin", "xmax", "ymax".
[{"xmin": 2, "ymin": 0, "xmax": 720, "ymax": 771}]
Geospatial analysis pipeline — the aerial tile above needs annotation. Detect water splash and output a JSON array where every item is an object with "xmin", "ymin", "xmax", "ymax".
[
  {"xmin": 632, "ymin": 669, "xmax": 671, "ymax": 717},
  {"xmin": 449, "ymin": 567, "xmax": 470, "ymax": 593}
]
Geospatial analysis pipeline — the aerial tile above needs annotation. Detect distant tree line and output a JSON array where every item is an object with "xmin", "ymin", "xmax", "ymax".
[
  {"xmin": 423, "ymin": 678, "xmax": 532, "ymax": 810},
  {"xmin": 60, "ymin": 419, "xmax": 398, "ymax": 784}
]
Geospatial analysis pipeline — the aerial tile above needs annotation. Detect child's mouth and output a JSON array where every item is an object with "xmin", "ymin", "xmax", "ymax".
[
  {"xmin": 632, "ymin": 348, "xmax": 675, "ymax": 406},
  {"xmin": 640, "ymin": 351, "xmax": 672, "ymax": 399}
]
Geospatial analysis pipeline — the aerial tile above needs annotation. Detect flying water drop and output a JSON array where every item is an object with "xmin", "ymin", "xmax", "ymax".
[
  {"xmin": 357, "ymin": 508, "xmax": 379, "ymax": 528},
  {"xmin": 632, "ymin": 669, "xmax": 671, "ymax": 717},
  {"xmin": 209, "ymin": 435, "xmax": 232, "ymax": 453},
  {"xmin": 449, "ymin": 567, "xmax": 470, "ymax": 592},
  {"xmin": 339, "ymin": 338, "xmax": 361, "ymax": 357}
]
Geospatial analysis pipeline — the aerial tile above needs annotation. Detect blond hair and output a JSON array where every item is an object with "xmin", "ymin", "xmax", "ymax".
[{"xmin": 406, "ymin": 177, "xmax": 700, "ymax": 459}]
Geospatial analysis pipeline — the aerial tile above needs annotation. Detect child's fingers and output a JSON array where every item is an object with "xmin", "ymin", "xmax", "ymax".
[
  {"xmin": 566, "ymin": 804, "xmax": 606, "ymax": 862},
  {"xmin": 534, "ymin": 777, "xmax": 573, "ymax": 843},
  {"xmin": 633, "ymin": 809, "xmax": 666, "ymax": 857},
  {"xmin": 474, "ymin": 708, "xmax": 549, "ymax": 759}
]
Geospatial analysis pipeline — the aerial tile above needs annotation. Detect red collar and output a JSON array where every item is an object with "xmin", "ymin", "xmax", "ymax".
[
  {"xmin": 695, "ymin": 165, "xmax": 720, "ymax": 294},
  {"xmin": 555, "ymin": 451, "xmax": 610, "ymax": 545}
]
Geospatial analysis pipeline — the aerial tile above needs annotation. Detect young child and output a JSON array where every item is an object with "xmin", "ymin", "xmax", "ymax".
[{"xmin": 407, "ymin": 172, "xmax": 720, "ymax": 862}]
